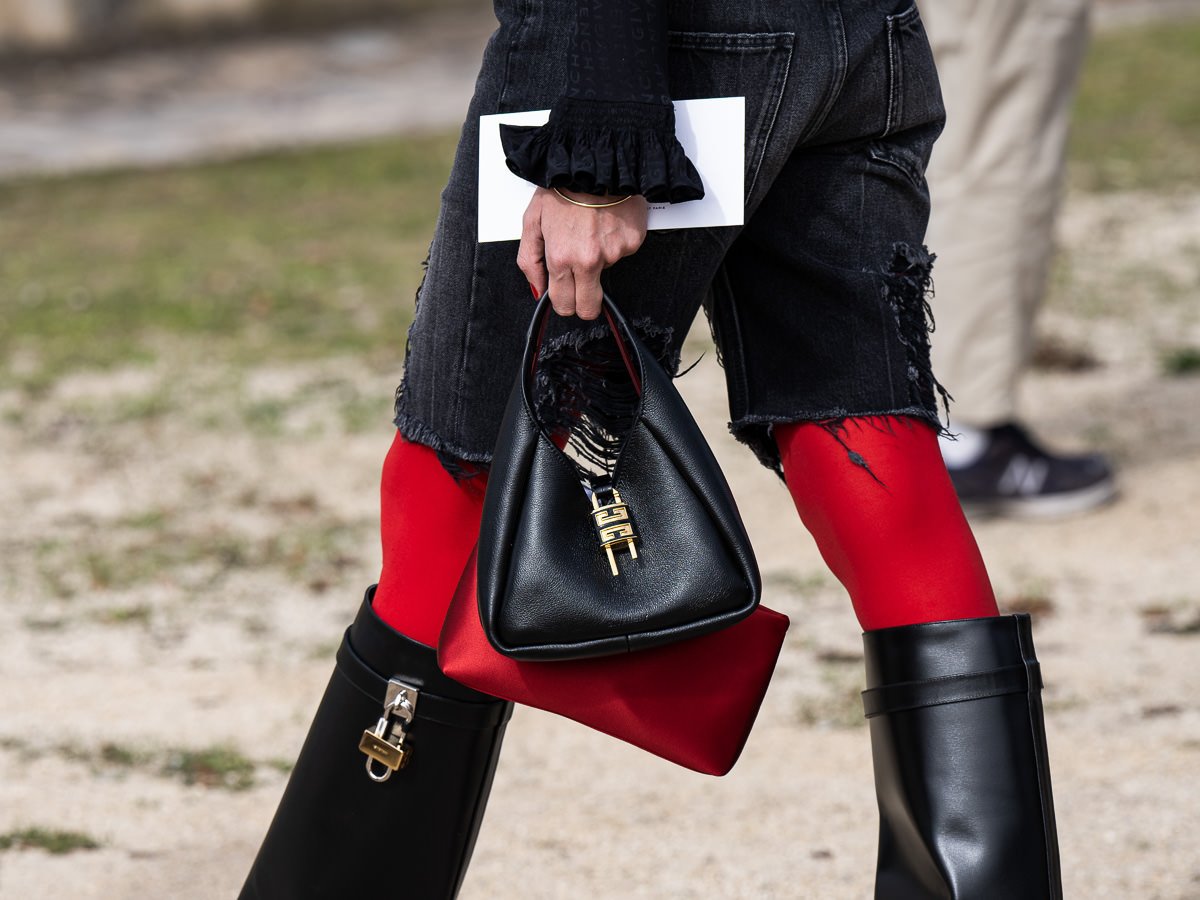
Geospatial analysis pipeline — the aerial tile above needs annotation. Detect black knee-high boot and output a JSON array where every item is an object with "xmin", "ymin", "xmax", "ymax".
[
  {"xmin": 861, "ymin": 614, "xmax": 1061, "ymax": 899},
  {"xmin": 240, "ymin": 588, "xmax": 513, "ymax": 900}
]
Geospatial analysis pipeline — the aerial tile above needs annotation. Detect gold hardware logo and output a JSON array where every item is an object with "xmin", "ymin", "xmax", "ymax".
[{"xmin": 590, "ymin": 490, "xmax": 638, "ymax": 576}]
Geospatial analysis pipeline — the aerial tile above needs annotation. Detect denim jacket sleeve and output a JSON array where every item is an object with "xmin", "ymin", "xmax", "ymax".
[{"xmin": 499, "ymin": 0, "xmax": 704, "ymax": 203}]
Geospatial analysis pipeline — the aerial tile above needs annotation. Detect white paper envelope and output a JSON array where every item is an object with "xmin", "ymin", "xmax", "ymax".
[{"xmin": 477, "ymin": 96, "xmax": 745, "ymax": 243}]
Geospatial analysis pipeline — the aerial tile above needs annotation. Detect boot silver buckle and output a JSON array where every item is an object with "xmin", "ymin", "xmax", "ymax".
[{"xmin": 358, "ymin": 678, "xmax": 419, "ymax": 783}]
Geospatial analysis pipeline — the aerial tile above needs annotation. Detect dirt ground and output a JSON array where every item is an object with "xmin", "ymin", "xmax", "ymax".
[{"xmin": 3, "ymin": 4, "xmax": 1200, "ymax": 899}]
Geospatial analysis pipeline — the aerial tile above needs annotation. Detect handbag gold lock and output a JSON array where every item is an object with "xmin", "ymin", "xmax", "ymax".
[{"xmin": 590, "ymin": 488, "xmax": 638, "ymax": 576}]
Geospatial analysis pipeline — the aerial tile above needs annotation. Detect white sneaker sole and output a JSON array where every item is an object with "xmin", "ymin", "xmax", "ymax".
[{"xmin": 961, "ymin": 478, "xmax": 1118, "ymax": 520}]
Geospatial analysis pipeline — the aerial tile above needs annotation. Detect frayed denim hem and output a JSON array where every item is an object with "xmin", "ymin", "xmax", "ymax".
[
  {"xmin": 392, "ymin": 411, "xmax": 491, "ymax": 483},
  {"xmin": 730, "ymin": 408, "xmax": 946, "ymax": 480}
]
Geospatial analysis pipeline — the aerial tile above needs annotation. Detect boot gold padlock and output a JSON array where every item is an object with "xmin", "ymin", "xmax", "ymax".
[
  {"xmin": 358, "ymin": 677, "xmax": 419, "ymax": 782},
  {"xmin": 359, "ymin": 719, "xmax": 409, "ymax": 771}
]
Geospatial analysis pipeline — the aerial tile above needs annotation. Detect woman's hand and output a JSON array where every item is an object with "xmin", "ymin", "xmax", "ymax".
[{"xmin": 517, "ymin": 187, "xmax": 649, "ymax": 320}]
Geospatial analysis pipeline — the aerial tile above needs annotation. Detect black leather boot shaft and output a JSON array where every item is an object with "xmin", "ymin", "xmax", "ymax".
[
  {"xmin": 861, "ymin": 614, "xmax": 1061, "ymax": 899},
  {"xmin": 239, "ymin": 588, "xmax": 513, "ymax": 900}
]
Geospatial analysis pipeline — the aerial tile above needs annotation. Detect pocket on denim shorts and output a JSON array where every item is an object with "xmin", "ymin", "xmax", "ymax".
[
  {"xmin": 667, "ymin": 31, "xmax": 795, "ymax": 202},
  {"xmin": 881, "ymin": 3, "xmax": 943, "ymax": 138}
]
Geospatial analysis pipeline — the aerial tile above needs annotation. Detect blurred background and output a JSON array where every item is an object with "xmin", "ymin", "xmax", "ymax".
[
  {"xmin": 0, "ymin": 0, "xmax": 479, "ymax": 52},
  {"xmin": 2, "ymin": 1, "xmax": 1200, "ymax": 898}
]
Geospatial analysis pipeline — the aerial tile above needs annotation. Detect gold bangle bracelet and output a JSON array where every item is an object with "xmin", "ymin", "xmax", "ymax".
[{"xmin": 552, "ymin": 187, "xmax": 633, "ymax": 208}]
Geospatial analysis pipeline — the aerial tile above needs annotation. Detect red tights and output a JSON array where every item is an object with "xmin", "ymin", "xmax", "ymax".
[
  {"xmin": 372, "ymin": 418, "xmax": 997, "ymax": 646},
  {"xmin": 776, "ymin": 418, "xmax": 997, "ymax": 630},
  {"xmin": 372, "ymin": 435, "xmax": 487, "ymax": 648}
]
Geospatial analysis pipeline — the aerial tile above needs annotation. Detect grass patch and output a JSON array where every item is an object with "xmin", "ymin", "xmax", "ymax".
[
  {"xmin": 1142, "ymin": 601, "xmax": 1200, "ymax": 636},
  {"xmin": 0, "ymin": 131, "xmax": 457, "ymax": 390},
  {"xmin": 1161, "ymin": 346, "xmax": 1200, "ymax": 376},
  {"xmin": 7, "ymin": 736, "xmax": 289, "ymax": 790},
  {"xmin": 0, "ymin": 737, "xmax": 39, "ymax": 761},
  {"xmin": 1070, "ymin": 19, "xmax": 1200, "ymax": 190},
  {"xmin": 57, "ymin": 740, "xmax": 154, "ymax": 770},
  {"xmin": 92, "ymin": 604, "xmax": 154, "ymax": 626},
  {"xmin": 0, "ymin": 828, "xmax": 101, "ymax": 854},
  {"xmin": 97, "ymin": 742, "xmax": 152, "ymax": 768},
  {"xmin": 120, "ymin": 510, "xmax": 169, "ymax": 530},
  {"xmin": 33, "ymin": 512, "xmax": 367, "ymax": 596},
  {"xmin": 37, "ymin": 739, "xmax": 281, "ymax": 789},
  {"xmin": 163, "ymin": 744, "xmax": 257, "ymax": 791}
]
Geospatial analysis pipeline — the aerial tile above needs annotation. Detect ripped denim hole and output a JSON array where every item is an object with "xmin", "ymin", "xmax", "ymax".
[{"xmin": 882, "ymin": 242, "xmax": 952, "ymax": 424}]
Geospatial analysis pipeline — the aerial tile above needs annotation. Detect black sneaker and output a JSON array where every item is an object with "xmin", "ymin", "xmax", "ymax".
[{"xmin": 945, "ymin": 423, "xmax": 1117, "ymax": 519}]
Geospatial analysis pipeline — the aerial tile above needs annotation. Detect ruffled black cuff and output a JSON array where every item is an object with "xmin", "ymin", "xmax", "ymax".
[{"xmin": 500, "ymin": 97, "xmax": 704, "ymax": 204}]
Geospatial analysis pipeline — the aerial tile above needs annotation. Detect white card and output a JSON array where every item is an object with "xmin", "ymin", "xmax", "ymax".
[{"xmin": 477, "ymin": 96, "xmax": 745, "ymax": 243}]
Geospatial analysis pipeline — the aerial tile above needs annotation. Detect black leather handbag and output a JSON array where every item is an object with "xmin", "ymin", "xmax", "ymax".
[{"xmin": 476, "ymin": 294, "xmax": 761, "ymax": 661}]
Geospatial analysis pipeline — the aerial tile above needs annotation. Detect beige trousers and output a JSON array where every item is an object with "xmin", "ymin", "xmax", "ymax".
[{"xmin": 920, "ymin": 0, "xmax": 1091, "ymax": 427}]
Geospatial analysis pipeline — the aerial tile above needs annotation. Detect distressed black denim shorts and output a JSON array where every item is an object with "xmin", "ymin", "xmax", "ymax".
[{"xmin": 395, "ymin": 0, "xmax": 947, "ymax": 474}]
